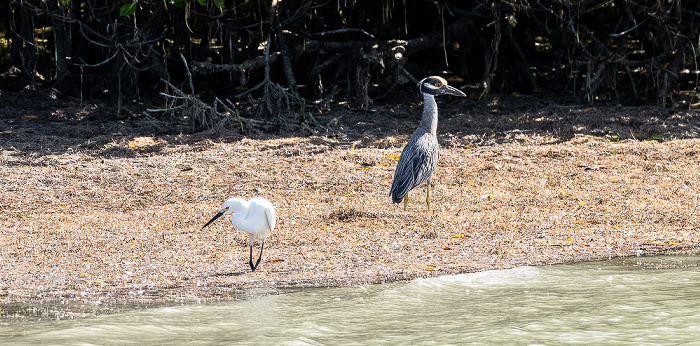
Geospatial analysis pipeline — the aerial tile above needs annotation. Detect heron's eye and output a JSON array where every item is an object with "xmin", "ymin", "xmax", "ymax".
[{"xmin": 434, "ymin": 82, "xmax": 443, "ymax": 88}]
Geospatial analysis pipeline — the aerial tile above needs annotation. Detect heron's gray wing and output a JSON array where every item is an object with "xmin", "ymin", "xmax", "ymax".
[
  {"xmin": 390, "ymin": 136, "xmax": 438, "ymax": 203},
  {"xmin": 410, "ymin": 137, "xmax": 439, "ymax": 188},
  {"xmin": 390, "ymin": 148, "xmax": 416, "ymax": 203}
]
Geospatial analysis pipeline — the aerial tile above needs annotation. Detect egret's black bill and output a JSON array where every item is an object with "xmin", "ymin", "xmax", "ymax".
[
  {"xmin": 443, "ymin": 85, "xmax": 466, "ymax": 97},
  {"xmin": 201, "ymin": 211, "xmax": 224, "ymax": 230}
]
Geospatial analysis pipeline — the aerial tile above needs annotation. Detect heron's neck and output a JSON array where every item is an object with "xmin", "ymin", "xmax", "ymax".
[{"xmin": 419, "ymin": 93, "xmax": 438, "ymax": 135}]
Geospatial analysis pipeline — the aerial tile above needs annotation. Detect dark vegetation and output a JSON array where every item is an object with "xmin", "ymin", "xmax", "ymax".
[{"xmin": 2, "ymin": 0, "xmax": 699, "ymax": 133}]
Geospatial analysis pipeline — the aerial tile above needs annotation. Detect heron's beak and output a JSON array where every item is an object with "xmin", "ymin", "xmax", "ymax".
[
  {"xmin": 201, "ymin": 210, "xmax": 225, "ymax": 230},
  {"xmin": 441, "ymin": 84, "xmax": 466, "ymax": 97}
]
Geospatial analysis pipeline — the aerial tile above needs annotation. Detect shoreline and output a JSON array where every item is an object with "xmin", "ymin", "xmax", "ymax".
[{"xmin": 2, "ymin": 247, "xmax": 697, "ymax": 321}]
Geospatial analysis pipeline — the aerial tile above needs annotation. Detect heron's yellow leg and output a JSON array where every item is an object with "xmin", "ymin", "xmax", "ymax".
[
  {"xmin": 426, "ymin": 182, "xmax": 431, "ymax": 211},
  {"xmin": 403, "ymin": 192, "xmax": 409, "ymax": 211}
]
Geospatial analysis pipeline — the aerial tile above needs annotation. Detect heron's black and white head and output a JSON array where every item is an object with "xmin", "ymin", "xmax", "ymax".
[{"xmin": 419, "ymin": 76, "xmax": 466, "ymax": 97}]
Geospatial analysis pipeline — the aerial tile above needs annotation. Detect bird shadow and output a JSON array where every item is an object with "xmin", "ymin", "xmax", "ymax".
[{"xmin": 209, "ymin": 271, "xmax": 249, "ymax": 277}]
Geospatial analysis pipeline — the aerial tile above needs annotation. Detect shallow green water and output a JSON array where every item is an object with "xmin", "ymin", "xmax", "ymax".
[{"xmin": 3, "ymin": 254, "xmax": 700, "ymax": 344}]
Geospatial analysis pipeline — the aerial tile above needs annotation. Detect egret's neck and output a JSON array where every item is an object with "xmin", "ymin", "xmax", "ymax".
[
  {"xmin": 419, "ymin": 93, "xmax": 438, "ymax": 135},
  {"xmin": 231, "ymin": 210, "xmax": 254, "ymax": 233},
  {"xmin": 227, "ymin": 200, "xmax": 251, "ymax": 229}
]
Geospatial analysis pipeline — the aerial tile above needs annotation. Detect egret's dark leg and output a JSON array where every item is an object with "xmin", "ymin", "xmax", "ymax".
[
  {"xmin": 248, "ymin": 244, "xmax": 255, "ymax": 271},
  {"xmin": 252, "ymin": 240, "xmax": 266, "ymax": 271},
  {"xmin": 403, "ymin": 192, "xmax": 409, "ymax": 211}
]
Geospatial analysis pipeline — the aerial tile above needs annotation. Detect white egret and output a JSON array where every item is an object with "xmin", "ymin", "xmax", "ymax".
[{"xmin": 201, "ymin": 197, "xmax": 276, "ymax": 272}]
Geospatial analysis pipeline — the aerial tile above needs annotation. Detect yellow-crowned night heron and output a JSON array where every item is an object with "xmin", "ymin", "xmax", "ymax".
[{"xmin": 389, "ymin": 76, "xmax": 466, "ymax": 211}]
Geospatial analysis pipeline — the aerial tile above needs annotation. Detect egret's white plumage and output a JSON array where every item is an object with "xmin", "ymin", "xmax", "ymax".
[{"xmin": 201, "ymin": 197, "xmax": 276, "ymax": 272}]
